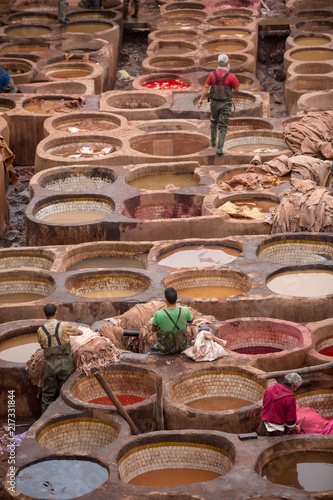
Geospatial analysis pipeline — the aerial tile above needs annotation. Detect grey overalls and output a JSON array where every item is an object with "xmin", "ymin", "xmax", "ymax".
[
  {"xmin": 209, "ymin": 70, "xmax": 233, "ymax": 155},
  {"xmin": 148, "ymin": 307, "xmax": 189, "ymax": 355}
]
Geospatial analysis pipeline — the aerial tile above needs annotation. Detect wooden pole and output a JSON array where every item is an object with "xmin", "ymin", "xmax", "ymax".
[
  {"xmin": 92, "ymin": 369, "xmax": 140, "ymax": 435},
  {"xmin": 258, "ymin": 360, "xmax": 333, "ymax": 380},
  {"xmin": 260, "ymin": 0, "xmax": 270, "ymax": 11},
  {"xmin": 155, "ymin": 376, "xmax": 164, "ymax": 431}
]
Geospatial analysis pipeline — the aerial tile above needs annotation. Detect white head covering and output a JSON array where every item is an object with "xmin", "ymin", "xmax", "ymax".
[{"xmin": 218, "ymin": 53, "xmax": 229, "ymax": 67}]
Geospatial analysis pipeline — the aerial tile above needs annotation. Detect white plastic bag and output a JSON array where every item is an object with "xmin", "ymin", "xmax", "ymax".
[{"xmin": 183, "ymin": 331, "xmax": 228, "ymax": 362}]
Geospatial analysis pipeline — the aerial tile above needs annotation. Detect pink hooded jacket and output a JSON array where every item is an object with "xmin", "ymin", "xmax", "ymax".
[{"xmin": 261, "ymin": 383, "xmax": 297, "ymax": 427}]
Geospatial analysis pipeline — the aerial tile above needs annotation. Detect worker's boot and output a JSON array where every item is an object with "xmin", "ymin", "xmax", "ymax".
[
  {"xmin": 131, "ymin": 2, "xmax": 139, "ymax": 17},
  {"xmin": 210, "ymin": 126, "xmax": 217, "ymax": 147},
  {"xmin": 216, "ymin": 128, "xmax": 227, "ymax": 156},
  {"xmin": 123, "ymin": 4, "xmax": 129, "ymax": 19}
]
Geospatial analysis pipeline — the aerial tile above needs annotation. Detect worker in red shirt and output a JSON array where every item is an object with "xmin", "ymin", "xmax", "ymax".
[{"xmin": 197, "ymin": 54, "xmax": 239, "ymax": 155}]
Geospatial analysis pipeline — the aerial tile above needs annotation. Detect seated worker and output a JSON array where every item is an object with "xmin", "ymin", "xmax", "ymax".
[
  {"xmin": 37, "ymin": 303, "xmax": 83, "ymax": 413},
  {"xmin": 148, "ymin": 287, "xmax": 193, "ymax": 355},
  {"xmin": 0, "ymin": 68, "xmax": 18, "ymax": 93},
  {"xmin": 258, "ymin": 372, "xmax": 303, "ymax": 436}
]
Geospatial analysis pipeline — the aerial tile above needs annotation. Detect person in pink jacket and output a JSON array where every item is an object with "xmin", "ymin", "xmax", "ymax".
[{"xmin": 258, "ymin": 372, "xmax": 303, "ymax": 436}]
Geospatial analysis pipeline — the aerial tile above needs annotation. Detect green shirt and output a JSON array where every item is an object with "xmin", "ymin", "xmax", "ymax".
[{"xmin": 152, "ymin": 306, "xmax": 193, "ymax": 332}]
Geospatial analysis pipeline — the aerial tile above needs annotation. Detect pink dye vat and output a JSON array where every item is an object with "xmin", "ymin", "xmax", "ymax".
[{"xmin": 88, "ymin": 395, "xmax": 145, "ymax": 406}]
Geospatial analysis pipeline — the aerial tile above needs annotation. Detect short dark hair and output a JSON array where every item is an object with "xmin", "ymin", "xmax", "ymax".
[
  {"xmin": 165, "ymin": 287, "xmax": 177, "ymax": 304},
  {"xmin": 44, "ymin": 303, "xmax": 57, "ymax": 319}
]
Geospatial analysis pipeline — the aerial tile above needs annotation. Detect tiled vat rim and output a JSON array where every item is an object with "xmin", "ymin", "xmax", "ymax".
[
  {"xmin": 169, "ymin": 370, "xmax": 265, "ymax": 405},
  {"xmin": 316, "ymin": 336, "xmax": 333, "ymax": 352},
  {"xmin": 0, "ymin": 253, "xmax": 53, "ymax": 270},
  {"xmin": 43, "ymin": 175, "xmax": 112, "ymax": 191},
  {"xmin": 118, "ymin": 442, "xmax": 233, "ymax": 483},
  {"xmin": 225, "ymin": 135, "xmax": 286, "ymax": 148},
  {"xmin": 37, "ymin": 417, "xmax": 119, "ymax": 453},
  {"xmin": 258, "ymin": 240, "xmax": 333, "ymax": 264},
  {"xmin": 67, "ymin": 273, "xmax": 149, "ymax": 295},
  {"xmin": 47, "ymin": 140, "xmax": 121, "ymax": 155},
  {"xmin": 71, "ymin": 370, "xmax": 156, "ymax": 402},
  {"xmin": 0, "ymin": 277, "xmax": 54, "ymax": 295},
  {"xmin": 34, "ymin": 199, "xmax": 114, "ymax": 220},
  {"xmin": 296, "ymin": 390, "xmax": 333, "ymax": 418},
  {"xmin": 167, "ymin": 273, "xmax": 251, "ymax": 292},
  {"xmin": 227, "ymin": 332, "xmax": 300, "ymax": 350}
]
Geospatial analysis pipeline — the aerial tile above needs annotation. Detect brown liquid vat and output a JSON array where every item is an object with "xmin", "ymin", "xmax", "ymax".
[
  {"xmin": 0, "ymin": 41, "xmax": 51, "ymax": 56},
  {"xmin": 294, "ymin": 20, "xmax": 333, "ymax": 32},
  {"xmin": 133, "ymin": 120, "xmax": 199, "ymax": 133},
  {"xmin": 67, "ymin": 8, "xmax": 122, "ymax": 26},
  {"xmin": 59, "ymin": 20, "xmax": 120, "ymax": 49},
  {"xmin": 199, "ymin": 52, "xmax": 255, "ymax": 73},
  {"xmin": 297, "ymin": 89, "xmax": 333, "ymax": 112},
  {"xmin": 208, "ymin": 13, "xmax": 254, "ymax": 27},
  {"xmin": 2, "ymin": 24, "xmax": 52, "ymax": 38},
  {"xmin": 294, "ymin": 9, "xmax": 333, "ymax": 19},
  {"xmin": 125, "ymin": 161, "xmax": 201, "ymax": 191},
  {"xmin": 148, "ymin": 29, "xmax": 198, "ymax": 41},
  {"xmin": 286, "ymin": 33, "xmax": 332, "ymax": 51},
  {"xmin": 147, "ymin": 40, "xmax": 198, "ymax": 57},
  {"xmin": 266, "ymin": 265, "xmax": 333, "ymax": 299},
  {"xmin": 0, "ymin": 57, "xmax": 37, "ymax": 84},
  {"xmin": 43, "ymin": 112, "xmax": 126, "ymax": 137},
  {"xmin": 216, "ymin": 317, "xmax": 312, "ymax": 372},
  {"xmin": 118, "ymin": 432, "xmax": 234, "ymax": 485},
  {"xmin": 35, "ymin": 81, "xmax": 94, "ymax": 95},
  {"xmin": 285, "ymin": 75, "xmax": 333, "ymax": 115},
  {"xmin": 284, "ymin": 47, "xmax": 333, "ymax": 70},
  {"xmin": 160, "ymin": 8, "xmax": 207, "ymax": 19},
  {"xmin": 155, "ymin": 17, "xmax": 203, "ymax": 30},
  {"xmin": 129, "ymin": 132, "xmax": 210, "ymax": 157},
  {"xmin": 5, "ymin": 11, "xmax": 58, "ymax": 25},
  {"xmin": 43, "ymin": 61, "xmax": 104, "ymax": 94},
  {"xmin": 100, "ymin": 90, "xmax": 172, "ymax": 120},
  {"xmin": 223, "ymin": 131, "xmax": 290, "ymax": 161},
  {"xmin": 142, "ymin": 55, "xmax": 197, "ymax": 74},
  {"xmin": 202, "ymin": 37, "xmax": 254, "ymax": 57},
  {"xmin": 164, "ymin": 366, "xmax": 265, "ymax": 433}
]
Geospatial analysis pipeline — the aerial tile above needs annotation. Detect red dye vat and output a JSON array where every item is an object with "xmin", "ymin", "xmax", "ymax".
[
  {"xmin": 232, "ymin": 346, "xmax": 283, "ymax": 355},
  {"xmin": 143, "ymin": 79, "xmax": 190, "ymax": 90},
  {"xmin": 319, "ymin": 346, "xmax": 333, "ymax": 357},
  {"xmin": 88, "ymin": 395, "xmax": 145, "ymax": 406}
]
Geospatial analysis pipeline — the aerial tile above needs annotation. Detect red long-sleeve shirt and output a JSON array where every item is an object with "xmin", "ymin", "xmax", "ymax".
[{"xmin": 261, "ymin": 383, "xmax": 297, "ymax": 427}]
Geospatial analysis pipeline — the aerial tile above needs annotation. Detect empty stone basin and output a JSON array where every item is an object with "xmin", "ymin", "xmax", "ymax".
[
  {"xmin": 4, "ymin": 24, "xmax": 52, "ymax": 37},
  {"xmin": 290, "ymin": 62, "xmax": 333, "ymax": 77},
  {"xmin": 0, "ymin": 249, "xmax": 53, "ymax": 269},
  {"xmin": 217, "ymin": 167, "xmax": 287, "ymax": 191},
  {"xmin": 106, "ymin": 92, "xmax": 166, "ymax": 109},
  {"xmin": 66, "ymin": 271, "xmax": 150, "ymax": 298},
  {"xmin": 37, "ymin": 417, "xmax": 121, "ymax": 452},
  {"xmin": 257, "ymin": 438, "xmax": 333, "ymax": 494},
  {"xmin": 224, "ymin": 131, "xmax": 288, "ymax": 154},
  {"xmin": 45, "ymin": 113, "xmax": 122, "ymax": 134},
  {"xmin": 61, "ymin": 21, "xmax": 114, "ymax": 34},
  {"xmin": 45, "ymin": 137, "xmax": 121, "ymax": 158},
  {"xmin": 44, "ymin": 63, "xmax": 94, "ymax": 80},
  {"xmin": 295, "ymin": 21, "xmax": 333, "ymax": 32},
  {"xmin": 68, "ymin": 10, "xmax": 118, "ymax": 22},
  {"xmin": 127, "ymin": 164, "xmax": 199, "ymax": 190},
  {"xmin": 118, "ymin": 433, "xmax": 234, "ymax": 486},
  {"xmin": 7, "ymin": 12, "xmax": 57, "ymax": 24},
  {"xmin": 67, "ymin": 365, "xmax": 157, "ymax": 409},
  {"xmin": 203, "ymin": 38, "xmax": 249, "ymax": 53},
  {"xmin": 289, "ymin": 48, "xmax": 333, "ymax": 62},
  {"xmin": 293, "ymin": 35, "xmax": 331, "ymax": 46},
  {"xmin": 147, "ymin": 56, "xmax": 195, "ymax": 71},
  {"xmin": 0, "ymin": 273, "xmax": 54, "ymax": 304},
  {"xmin": 123, "ymin": 194, "xmax": 203, "ymax": 220},
  {"xmin": 151, "ymin": 41, "xmax": 197, "ymax": 56},
  {"xmin": 298, "ymin": 90, "xmax": 333, "ymax": 111},
  {"xmin": 296, "ymin": 389, "xmax": 333, "ymax": 417},
  {"xmin": 15, "ymin": 458, "xmax": 108, "ymax": 499},
  {"xmin": 156, "ymin": 17, "xmax": 202, "ymax": 30},
  {"xmin": 23, "ymin": 96, "xmax": 85, "ymax": 114},
  {"xmin": 166, "ymin": 269, "xmax": 251, "ymax": 298},
  {"xmin": 157, "ymin": 243, "xmax": 240, "ymax": 267},
  {"xmin": 0, "ymin": 42, "xmax": 50, "ymax": 55},
  {"xmin": 0, "ymin": 333, "xmax": 39, "ymax": 363},
  {"xmin": 203, "ymin": 27, "xmax": 251, "ymax": 38},
  {"xmin": 36, "ymin": 166, "xmax": 116, "ymax": 192},
  {"xmin": 36, "ymin": 82, "xmax": 89, "ymax": 95},
  {"xmin": 34, "ymin": 196, "xmax": 114, "ymax": 224},
  {"xmin": 153, "ymin": 29, "xmax": 197, "ymax": 40},
  {"xmin": 267, "ymin": 267, "xmax": 333, "ymax": 297},
  {"xmin": 258, "ymin": 237, "xmax": 333, "ymax": 264},
  {"xmin": 130, "ymin": 132, "xmax": 209, "ymax": 156},
  {"xmin": 208, "ymin": 15, "xmax": 252, "ymax": 27},
  {"xmin": 215, "ymin": 0, "xmax": 255, "ymax": 8}
]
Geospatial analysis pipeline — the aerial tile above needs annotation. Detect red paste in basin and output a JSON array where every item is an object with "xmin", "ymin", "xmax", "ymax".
[
  {"xmin": 319, "ymin": 346, "xmax": 333, "ymax": 357},
  {"xmin": 88, "ymin": 395, "xmax": 145, "ymax": 406},
  {"xmin": 143, "ymin": 79, "xmax": 190, "ymax": 90}
]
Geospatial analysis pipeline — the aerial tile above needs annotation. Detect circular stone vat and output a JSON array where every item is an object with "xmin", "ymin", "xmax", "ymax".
[
  {"xmin": 118, "ymin": 432, "xmax": 234, "ymax": 486},
  {"xmin": 215, "ymin": 0, "xmax": 255, "ymax": 8},
  {"xmin": 66, "ymin": 271, "xmax": 150, "ymax": 298},
  {"xmin": 217, "ymin": 166, "xmax": 288, "ymax": 191},
  {"xmin": 151, "ymin": 41, "xmax": 197, "ymax": 56},
  {"xmin": 166, "ymin": 269, "xmax": 251, "ymax": 298},
  {"xmin": 200, "ymin": 53, "xmax": 252, "ymax": 72},
  {"xmin": 152, "ymin": 29, "xmax": 197, "ymax": 40},
  {"xmin": 130, "ymin": 132, "xmax": 209, "ymax": 156},
  {"xmin": 156, "ymin": 17, "xmax": 202, "ymax": 30},
  {"xmin": 289, "ymin": 62, "xmax": 333, "ymax": 77},
  {"xmin": 0, "ymin": 58, "xmax": 35, "ymax": 83},
  {"xmin": 123, "ymin": 193, "xmax": 203, "ymax": 220},
  {"xmin": 37, "ymin": 417, "xmax": 121, "ymax": 452},
  {"xmin": 0, "ymin": 42, "xmax": 50, "ymax": 56},
  {"xmin": 0, "ymin": 332, "xmax": 40, "ymax": 363},
  {"xmin": 202, "ymin": 37, "xmax": 249, "ymax": 53},
  {"xmin": 65, "ymin": 248, "xmax": 146, "ymax": 272},
  {"xmin": 288, "ymin": 47, "xmax": 333, "ymax": 63},
  {"xmin": 105, "ymin": 92, "xmax": 166, "ymax": 109},
  {"xmin": 23, "ymin": 96, "xmax": 84, "ymax": 114},
  {"xmin": 266, "ymin": 267, "xmax": 333, "ymax": 297},
  {"xmin": 68, "ymin": 10, "xmax": 118, "ymax": 22},
  {"xmin": 6, "ymin": 12, "xmax": 58, "ymax": 24},
  {"xmin": 4, "ymin": 24, "xmax": 52, "ymax": 37},
  {"xmin": 44, "ymin": 136, "xmax": 121, "ymax": 158},
  {"xmin": 0, "ymin": 273, "xmax": 54, "ymax": 304},
  {"xmin": 217, "ymin": 193, "xmax": 278, "ymax": 219},
  {"xmin": 45, "ymin": 113, "xmax": 122, "ymax": 135},
  {"xmin": 165, "ymin": 2, "xmax": 205, "ymax": 10},
  {"xmin": 208, "ymin": 14, "xmax": 252, "ymax": 27},
  {"xmin": 316, "ymin": 337, "xmax": 333, "ymax": 358},
  {"xmin": 0, "ymin": 249, "xmax": 53, "ymax": 270},
  {"xmin": 296, "ymin": 389, "xmax": 333, "ymax": 417},
  {"xmin": 157, "ymin": 243, "xmax": 240, "ymax": 267},
  {"xmin": 36, "ymin": 166, "xmax": 116, "ymax": 192},
  {"xmin": 293, "ymin": 35, "xmax": 331, "ymax": 46},
  {"xmin": 0, "ymin": 98, "xmax": 16, "ymax": 114},
  {"xmin": 61, "ymin": 21, "xmax": 114, "ymax": 34},
  {"xmin": 203, "ymin": 27, "xmax": 252, "ymax": 38},
  {"xmin": 15, "ymin": 458, "xmax": 108, "ymax": 499},
  {"xmin": 36, "ymin": 82, "xmax": 89, "ymax": 95},
  {"xmin": 224, "ymin": 131, "xmax": 288, "ymax": 155},
  {"xmin": 257, "ymin": 439, "xmax": 333, "ymax": 494},
  {"xmin": 44, "ymin": 63, "xmax": 94, "ymax": 80},
  {"xmin": 33, "ymin": 196, "xmax": 114, "ymax": 224},
  {"xmin": 146, "ymin": 56, "xmax": 195, "ymax": 71},
  {"xmin": 295, "ymin": 20, "xmax": 333, "ymax": 32},
  {"xmin": 294, "ymin": 9, "xmax": 333, "ymax": 19},
  {"xmin": 126, "ymin": 168, "xmax": 200, "ymax": 190},
  {"xmin": 12, "ymin": 0, "xmax": 58, "ymax": 10},
  {"xmin": 66, "ymin": 365, "xmax": 157, "ymax": 409},
  {"xmin": 258, "ymin": 236, "xmax": 333, "ymax": 265}
]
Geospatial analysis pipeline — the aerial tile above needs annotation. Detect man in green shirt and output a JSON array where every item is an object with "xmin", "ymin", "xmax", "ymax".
[{"xmin": 148, "ymin": 287, "xmax": 193, "ymax": 355}]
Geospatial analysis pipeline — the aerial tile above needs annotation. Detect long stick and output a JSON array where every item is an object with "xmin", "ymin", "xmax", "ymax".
[
  {"xmin": 155, "ymin": 376, "xmax": 164, "ymax": 431},
  {"xmin": 92, "ymin": 369, "xmax": 139, "ymax": 435},
  {"xmin": 260, "ymin": 0, "xmax": 270, "ymax": 11},
  {"xmin": 258, "ymin": 360, "xmax": 333, "ymax": 379}
]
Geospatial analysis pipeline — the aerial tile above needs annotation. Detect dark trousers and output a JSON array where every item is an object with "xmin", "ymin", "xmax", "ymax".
[{"xmin": 258, "ymin": 420, "xmax": 285, "ymax": 437}]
